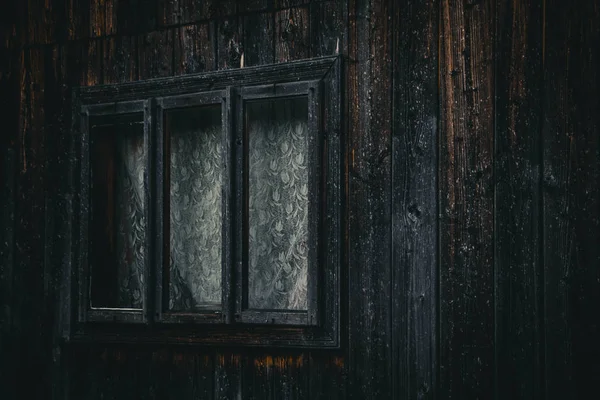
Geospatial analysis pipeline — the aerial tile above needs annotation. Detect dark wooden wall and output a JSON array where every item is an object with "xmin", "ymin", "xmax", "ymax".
[{"xmin": 0, "ymin": 0, "xmax": 598, "ymax": 399}]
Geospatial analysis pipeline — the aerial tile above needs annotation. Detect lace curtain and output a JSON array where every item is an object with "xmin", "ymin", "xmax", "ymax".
[
  {"xmin": 247, "ymin": 98, "xmax": 310, "ymax": 311},
  {"xmin": 90, "ymin": 98, "xmax": 311, "ymax": 313},
  {"xmin": 90, "ymin": 122, "xmax": 146, "ymax": 309},
  {"xmin": 168, "ymin": 106, "xmax": 223, "ymax": 311}
]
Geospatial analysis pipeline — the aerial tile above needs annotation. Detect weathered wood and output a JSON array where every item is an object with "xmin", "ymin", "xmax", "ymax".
[
  {"xmin": 14, "ymin": 46, "xmax": 48, "ymax": 399},
  {"xmin": 310, "ymin": 1, "xmax": 345, "ymax": 58},
  {"xmin": 273, "ymin": 354, "xmax": 308, "ymax": 399},
  {"xmin": 4, "ymin": 1, "xmax": 600, "ymax": 399},
  {"xmin": 215, "ymin": 352, "xmax": 242, "ymax": 400},
  {"xmin": 243, "ymin": 12, "xmax": 274, "ymax": 66},
  {"xmin": 90, "ymin": 0, "xmax": 110, "ymax": 37},
  {"xmin": 543, "ymin": 0, "xmax": 600, "ymax": 398},
  {"xmin": 440, "ymin": 0, "xmax": 496, "ymax": 397},
  {"xmin": 243, "ymin": 354, "xmax": 274, "ymax": 399},
  {"xmin": 275, "ymin": 6, "xmax": 310, "ymax": 62},
  {"xmin": 0, "ymin": 149, "xmax": 16, "ymax": 400},
  {"xmin": 138, "ymin": 29, "xmax": 174, "ymax": 79},
  {"xmin": 103, "ymin": 35, "xmax": 138, "ymax": 84},
  {"xmin": 308, "ymin": 353, "xmax": 346, "ymax": 399},
  {"xmin": 347, "ymin": 0, "xmax": 393, "ymax": 398},
  {"xmin": 174, "ymin": 23, "xmax": 215, "ymax": 74},
  {"xmin": 391, "ymin": 0, "xmax": 439, "ymax": 398},
  {"xmin": 217, "ymin": 16, "xmax": 243, "ymax": 70},
  {"xmin": 277, "ymin": 0, "xmax": 310, "ymax": 8},
  {"xmin": 240, "ymin": 0, "xmax": 269, "ymax": 14},
  {"xmin": 26, "ymin": 0, "xmax": 57, "ymax": 44},
  {"xmin": 86, "ymin": 39, "xmax": 102, "ymax": 86},
  {"xmin": 68, "ymin": 0, "xmax": 91, "ymax": 40},
  {"xmin": 494, "ymin": 0, "xmax": 544, "ymax": 398}
]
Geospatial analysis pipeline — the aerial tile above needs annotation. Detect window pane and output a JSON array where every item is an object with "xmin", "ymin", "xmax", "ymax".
[
  {"xmin": 89, "ymin": 113, "xmax": 146, "ymax": 309},
  {"xmin": 247, "ymin": 97, "xmax": 310, "ymax": 311},
  {"xmin": 167, "ymin": 106, "xmax": 223, "ymax": 311}
]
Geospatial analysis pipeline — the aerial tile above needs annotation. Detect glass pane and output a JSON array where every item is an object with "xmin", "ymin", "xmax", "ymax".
[
  {"xmin": 247, "ymin": 97, "xmax": 311, "ymax": 311},
  {"xmin": 89, "ymin": 113, "xmax": 146, "ymax": 309},
  {"xmin": 167, "ymin": 106, "xmax": 223, "ymax": 311}
]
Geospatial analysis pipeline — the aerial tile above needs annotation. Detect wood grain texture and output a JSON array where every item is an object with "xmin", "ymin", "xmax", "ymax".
[
  {"xmin": 13, "ymin": 46, "xmax": 48, "ymax": 399},
  {"xmin": 392, "ymin": 0, "xmax": 438, "ymax": 398},
  {"xmin": 215, "ymin": 352, "xmax": 242, "ymax": 400},
  {"xmin": 174, "ymin": 23, "xmax": 215, "ymax": 74},
  {"xmin": 494, "ymin": 0, "xmax": 544, "ymax": 398},
  {"xmin": 275, "ymin": 6, "xmax": 310, "ymax": 62},
  {"xmin": 440, "ymin": 0, "xmax": 495, "ymax": 397},
  {"xmin": 67, "ymin": 0, "xmax": 91, "ymax": 40},
  {"xmin": 244, "ymin": 12, "xmax": 274, "ymax": 66},
  {"xmin": 217, "ymin": 16, "xmax": 243, "ymax": 70},
  {"xmin": 243, "ymin": 354, "xmax": 274, "ymax": 399},
  {"xmin": 0, "ymin": 149, "xmax": 16, "ymax": 400},
  {"xmin": 4, "ymin": 1, "xmax": 600, "ymax": 399},
  {"xmin": 308, "ymin": 353, "xmax": 347, "ymax": 399},
  {"xmin": 310, "ymin": 1, "xmax": 345, "ymax": 58},
  {"xmin": 138, "ymin": 30, "xmax": 174, "ymax": 79},
  {"xmin": 273, "ymin": 354, "xmax": 308, "ymax": 399},
  {"xmin": 543, "ymin": 0, "xmax": 600, "ymax": 398},
  {"xmin": 103, "ymin": 35, "xmax": 138, "ymax": 84},
  {"xmin": 347, "ymin": 0, "xmax": 393, "ymax": 398}
]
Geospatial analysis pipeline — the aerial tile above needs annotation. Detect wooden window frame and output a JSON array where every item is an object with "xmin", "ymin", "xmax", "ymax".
[
  {"xmin": 67, "ymin": 56, "xmax": 343, "ymax": 348},
  {"xmin": 155, "ymin": 90, "xmax": 232, "ymax": 325},
  {"xmin": 78, "ymin": 100, "xmax": 152, "ymax": 324}
]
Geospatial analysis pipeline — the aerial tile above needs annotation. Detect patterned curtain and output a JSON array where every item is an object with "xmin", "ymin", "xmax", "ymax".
[
  {"xmin": 247, "ymin": 98, "xmax": 310, "ymax": 311},
  {"xmin": 114, "ymin": 129, "xmax": 146, "ymax": 308},
  {"xmin": 168, "ymin": 107, "xmax": 223, "ymax": 311},
  {"xmin": 90, "ymin": 122, "xmax": 146, "ymax": 310}
]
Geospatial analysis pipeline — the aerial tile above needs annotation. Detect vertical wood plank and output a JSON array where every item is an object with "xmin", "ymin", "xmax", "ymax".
[
  {"xmin": 215, "ymin": 353, "xmax": 242, "ymax": 400},
  {"xmin": 308, "ymin": 354, "xmax": 346, "ymax": 400},
  {"xmin": 243, "ymin": 12, "xmax": 274, "ymax": 67},
  {"xmin": 243, "ymin": 354, "xmax": 274, "ymax": 400},
  {"xmin": 103, "ymin": 35, "xmax": 138, "ymax": 84},
  {"xmin": 90, "ymin": 0, "xmax": 107, "ymax": 37},
  {"xmin": 27, "ymin": 0, "xmax": 57, "ymax": 44},
  {"xmin": 310, "ymin": 1, "xmax": 345, "ymax": 58},
  {"xmin": 273, "ymin": 354, "xmax": 308, "ymax": 399},
  {"xmin": 14, "ymin": 46, "xmax": 48, "ymax": 400},
  {"xmin": 495, "ymin": 0, "xmax": 544, "ymax": 398},
  {"xmin": 158, "ymin": 0, "xmax": 181, "ymax": 26},
  {"xmin": 392, "ymin": 0, "xmax": 439, "ymax": 398},
  {"xmin": 115, "ymin": 0, "xmax": 150, "ymax": 35},
  {"xmin": 276, "ymin": 0, "xmax": 310, "ymax": 7},
  {"xmin": 543, "ymin": 0, "xmax": 600, "ymax": 398},
  {"xmin": 165, "ymin": 352, "xmax": 214, "ymax": 399},
  {"xmin": 137, "ymin": 30, "xmax": 173, "ymax": 79},
  {"xmin": 0, "ymin": 149, "xmax": 16, "ymax": 400},
  {"xmin": 347, "ymin": 0, "xmax": 393, "ymax": 398},
  {"xmin": 239, "ymin": 0, "xmax": 268, "ymax": 14},
  {"xmin": 68, "ymin": 0, "xmax": 91, "ymax": 40},
  {"xmin": 275, "ymin": 5, "xmax": 310, "ymax": 62},
  {"xmin": 86, "ymin": 39, "xmax": 102, "ymax": 86},
  {"xmin": 217, "ymin": 16, "xmax": 243, "ymax": 70},
  {"xmin": 173, "ymin": 23, "xmax": 215, "ymax": 74},
  {"xmin": 439, "ymin": 0, "xmax": 496, "ymax": 397}
]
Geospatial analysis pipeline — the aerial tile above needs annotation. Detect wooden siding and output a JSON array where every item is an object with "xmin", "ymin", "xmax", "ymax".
[{"xmin": 0, "ymin": 0, "xmax": 599, "ymax": 399}]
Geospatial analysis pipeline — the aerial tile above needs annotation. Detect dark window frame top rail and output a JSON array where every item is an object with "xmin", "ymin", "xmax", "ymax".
[{"xmin": 67, "ymin": 56, "xmax": 343, "ymax": 349}]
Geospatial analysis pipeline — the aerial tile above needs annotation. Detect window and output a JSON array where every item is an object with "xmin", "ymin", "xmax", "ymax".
[{"xmin": 68, "ymin": 56, "xmax": 342, "ymax": 348}]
